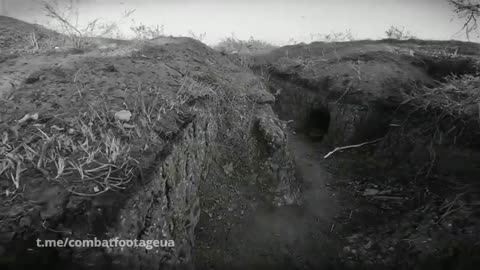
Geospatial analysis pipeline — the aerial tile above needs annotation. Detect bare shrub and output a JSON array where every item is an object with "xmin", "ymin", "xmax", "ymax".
[
  {"xmin": 309, "ymin": 29, "xmax": 355, "ymax": 42},
  {"xmin": 402, "ymin": 74, "xmax": 480, "ymax": 119},
  {"xmin": 42, "ymin": 0, "xmax": 134, "ymax": 49},
  {"xmin": 385, "ymin": 25, "xmax": 416, "ymax": 40},
  {"xmin": 214, "ymin": 34, "xmax": 277, "ymax": 54},
  {"xmin": 130, "ymin": 22, "xmax": 165, "ymax": 40},
  {"xmin": 26, "ymin": 30, "xmax": 40, "ymax": 52},
  {"xmin": 447, "ymin": 0, "xmax": 480, "ymax": 40},
  {"xmin": 187, "ymin": 30, "xmax": 207, "ymax": 42}
]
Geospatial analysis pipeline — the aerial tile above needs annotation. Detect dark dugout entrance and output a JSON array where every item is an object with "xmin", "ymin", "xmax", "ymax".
[{"xmin": 304, "ymin": 107, "xmax": 331, "ymax": 142}]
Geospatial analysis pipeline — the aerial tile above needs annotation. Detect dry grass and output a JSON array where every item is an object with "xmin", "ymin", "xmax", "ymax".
[
  {"xmin": 401, "ymin": 74, "xmax": 480, "ymax": 121},
  {"xmin": 130, "ymin": 23, "xmax": 165, "ymax": 40},
  {"xmin": 0, "ymin": 77, "xmax": 211, "ymax": 196},
  {"xmin": 41, "ymin": 1, "xmax": 133, "ymax": 49},
  {"xmin": 214, "ymin": 35, "xmax": 277, "ymax": 55},
  {"xmin": 394, "ymin": 74, "xmax": 480, "ymax": 178},
  {"xmin": 385, "ymin": 25, "xmax": 416, "ymax": 40}
]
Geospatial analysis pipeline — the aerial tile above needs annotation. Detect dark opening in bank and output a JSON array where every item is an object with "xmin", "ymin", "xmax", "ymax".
[{"xmin": 304, "ymin": 107, "xmax": 330, "ymax": 142}]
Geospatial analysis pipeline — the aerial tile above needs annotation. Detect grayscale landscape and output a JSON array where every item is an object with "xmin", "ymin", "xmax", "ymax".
[{"xmin": 0, "ymin": 1, "xmax": 479, "ymax": 269}]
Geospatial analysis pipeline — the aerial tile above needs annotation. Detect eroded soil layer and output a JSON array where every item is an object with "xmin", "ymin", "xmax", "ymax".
[
  {"xmin": 249, "ymin": 39, "xmax": 480, "ymax": 269},
  {"xmin": 0, "ymin": 31, "xmax": 298, "ymax": 269}
]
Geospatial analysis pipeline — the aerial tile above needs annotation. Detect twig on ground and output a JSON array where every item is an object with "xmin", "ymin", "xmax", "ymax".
[
  {"xmin": 437, "ymin": 190, "xmax": 469, "ymax": 223},
  {"xmin": 324, "ymin": 138, "xmax": 383, "ymax": 159}
]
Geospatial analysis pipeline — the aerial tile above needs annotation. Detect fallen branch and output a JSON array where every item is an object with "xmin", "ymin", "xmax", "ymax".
[{"xmin": 323, "ymin": 138, "xmax": 383, "ymax": 159}]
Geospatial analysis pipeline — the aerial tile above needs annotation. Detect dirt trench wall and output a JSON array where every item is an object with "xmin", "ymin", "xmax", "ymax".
[
  {"xmin": 264, "ymin": 73, "xmax": 393, "ymax": 145},
  {"xmin": 93, "ymin": 101, "xmax": 297, "ymax": 270},
  {"xmin": 253, "ymin": 40, "xmax": 480, "ymax": 181},
  {"xmin": 0, "ymin": 36, "xmax": 298, "ymax": 270}
]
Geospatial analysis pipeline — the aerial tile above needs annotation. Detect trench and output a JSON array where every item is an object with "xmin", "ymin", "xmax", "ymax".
[
  {"xmin": 195, "ymin": 65, "xmax": 480, "ymax": 270},
  {"xmin": 194, "ymin": 131, "xmax": 343, "ymax": 270},
  {"xmin": 193, "ymin": 50, "xmax": 480, "ymax": 269},
  {"xmin": 194, "ymin": 92, "xmax": 347, "ymax": 269}
]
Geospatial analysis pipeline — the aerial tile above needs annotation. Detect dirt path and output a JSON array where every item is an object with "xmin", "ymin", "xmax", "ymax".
[
  {"xmin": 195, "ymin": 132, "xmax": 343, "ymax": 270},
  {"xmin": 288, "ymin": 133, "xmax": 339, "ymax": 220}
]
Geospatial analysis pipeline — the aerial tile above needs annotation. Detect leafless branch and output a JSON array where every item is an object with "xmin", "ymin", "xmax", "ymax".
[
  {"xmin": 43, "ymin": 2, "xmax": 82, "ymax": 37},
  {"xmin": 448, "ymin": 0, "xmax": 480, "ymax": 39},
  {"xmin": 324, "ymin": 138, "xmax": 383, "ymax": 159}
]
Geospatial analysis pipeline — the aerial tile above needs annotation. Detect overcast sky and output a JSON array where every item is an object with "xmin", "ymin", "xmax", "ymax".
[{"xmin": 0, "ymin": 0, "xmax": 474, "ymax": 45}]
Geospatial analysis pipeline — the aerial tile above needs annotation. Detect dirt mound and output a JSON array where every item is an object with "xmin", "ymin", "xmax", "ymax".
[
  {"xmin": 253, "ymin": 39, "xmax": 480, "ymax": 153},
  {"xmin": 0, "ymin": 24, "xmax": 298, "ymax": 270},
  {"xmin": 0, "ymin": 16, "xmax": 65, "ymax": 55},
  {"xmin": 253, "ymin": 39, "xmax": 480, "ymax": 269}
]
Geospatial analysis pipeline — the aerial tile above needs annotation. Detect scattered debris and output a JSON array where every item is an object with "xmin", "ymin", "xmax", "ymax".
[{"xmin": 17, "ymin": 113, "xmax": 39, "ymax": 124}]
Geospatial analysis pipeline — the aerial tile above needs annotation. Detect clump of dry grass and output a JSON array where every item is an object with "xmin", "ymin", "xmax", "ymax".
[
  {"xmin": 309, "ymin": 29, "xmax": 355, "ymax": 42},
  {"xmin": 0, "ymin": 106, "xmax": 137, "ymax": 196},
  {"xmin": 402, "ymin": 74, "xmax": 480, "ymax": 120},
  {"xmin": 42, "ymin": 1, "xmax": 133, "ymax": 49},
  {"xmin": 214, "ymin": 35, "xmax": 277, "ymax": 55},
  {"xmin": 385, "ymin": 25, "xmax": 416, "ymax": 40},
  {"xmin": 213, "ymin": 35, "xmax": 277, "ymax": 69},
  {"xmin": 393, "ymin": 74, "xmax": 480, "ymax": 178},
  {"xmin": 130, "ymin": 23, "xmax": 165, "ymax": 40},
  {"xmin": 0, "ymin": 77, "xmax": 211, "ymax": 196}
]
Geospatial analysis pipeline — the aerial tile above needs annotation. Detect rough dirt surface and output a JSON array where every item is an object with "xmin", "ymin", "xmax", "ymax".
[
  {"xmin": 0, "ymin": 16, "xmax": 298, "ymax": 270},
  {"xmin": 0, "ymin": 16, "xmax": 63, "ymax": 55},
  {"xmin": 249, "ymin": 39, "xmax": 480, "ymax": 269},
  {"xmin": 195, "ymin": 133, "xmax": 340, "ymax": 270},
  {"xmin": 2, "ymin": 16, "xmax": 480, "ymax": 270}
]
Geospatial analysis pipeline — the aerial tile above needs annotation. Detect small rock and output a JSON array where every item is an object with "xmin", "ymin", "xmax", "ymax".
[
  {"xmin": 363, "ymin": 189, "xmax": 379, "ymax": 196},
  {"xmin": 114, "ymin": 110, "xmax": 132, "ymax": 122},
  {"xmin": 19, "ymin": 217, "xmax": 31, "ymax": 227},
  {"xmin": 364, "ymin": 240, "xmax": 372, "ymax": 249},
  {"xmin": 104, "ymin": 64, "xmax": 117, "ymax": 72},
  {"xmin": 222, "ymin": 163, "xmax": 234, "ymax": 176},
  {"xmin": 17, "ymin": 113, "xmax": 39, "ymax": 124},
  {"xmin": 25, "ymin": 75, "xmax": 40, "ymax": 84}
]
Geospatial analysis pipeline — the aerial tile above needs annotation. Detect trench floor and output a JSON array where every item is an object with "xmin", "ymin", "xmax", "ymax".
[{"xmin": 194, "ymin": 133, "xmax": 346, "ymax": 270}]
